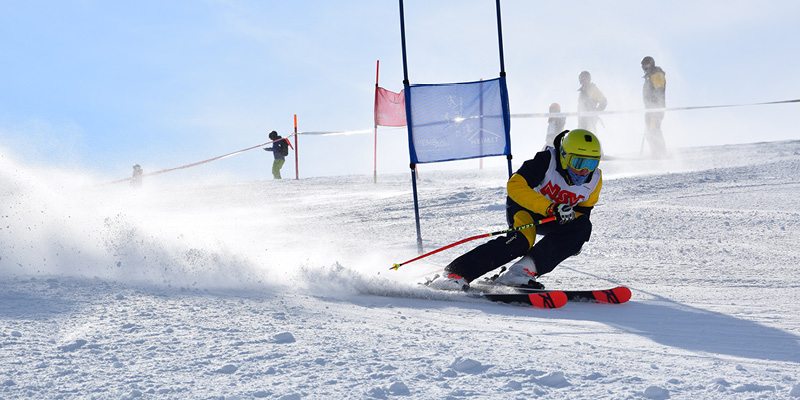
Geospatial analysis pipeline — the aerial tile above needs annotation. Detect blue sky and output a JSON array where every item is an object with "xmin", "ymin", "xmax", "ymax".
[{"xmin": 2, "ymin": 1, "xmax": 799, "ymax": 181}]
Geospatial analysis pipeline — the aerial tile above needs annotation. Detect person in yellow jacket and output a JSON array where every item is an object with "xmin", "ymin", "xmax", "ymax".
[
  {"xmin": 577, "ymin": 71, "xmax": 607, "ymax": 134},
  {"xmin": 428, "ymin": 129, "xmax": 603, "ymax": 290},
  {"xmin": 642, "ymin": 56, "xmax": 667, "ymax": 157}
]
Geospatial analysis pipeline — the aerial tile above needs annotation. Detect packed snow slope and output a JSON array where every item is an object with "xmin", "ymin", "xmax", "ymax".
[{"xmin": 2, "ymin": 140, "xmax": 800, "ymax": 399}]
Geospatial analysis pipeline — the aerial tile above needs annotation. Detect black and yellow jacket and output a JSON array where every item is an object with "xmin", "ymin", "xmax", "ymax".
[
  {"xmin": 505, "ymin": 131, "xmax": 602, "ymax": 244},
  {"xmin": 643, "ymin": 66, "xmax": 666, "ymax": 108}
]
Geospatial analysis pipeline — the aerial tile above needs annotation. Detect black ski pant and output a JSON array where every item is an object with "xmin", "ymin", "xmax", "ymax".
[
  {"xmin": 529, "ymin": 216, "xmax": 592, "ymax": 275},
  {"xmin": 445, "ymin": 215, "xmax": 592, "ymax": 282}
]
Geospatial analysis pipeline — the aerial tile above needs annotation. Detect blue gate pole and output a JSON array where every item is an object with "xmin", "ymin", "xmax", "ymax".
[
  {"xmin": 495, "ymin": 0, "xmax": 513, "ymax": 178},
  {"xmin": 496, "ymin": 0, "xmax": 506, "ymax": 74},
  {"xmin": 398, "ymin": 0, "xmax": 424, "ymax": 254}
]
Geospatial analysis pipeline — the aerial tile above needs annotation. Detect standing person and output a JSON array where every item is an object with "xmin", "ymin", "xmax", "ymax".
[
  {"xmin": 264, "ymin": 130, "xmax": 288, "ymax": 179},
  {"xmin": 427, "ymin": 129, "xmax": 603, "ymax": 290},
  {"xmin": 545, "ymin": 102, "xmax": 566, "ymax": 148},
  {"xmin": 130, "ymin": 164, "xmax": 143, "ymax": 188},
  {"xmin": 641, "ymin": 56, "xmax": 667, "ymax": 158},
  {"xmin": 577, "ymin": 71, "xmax": 607, "ymax": 133}
]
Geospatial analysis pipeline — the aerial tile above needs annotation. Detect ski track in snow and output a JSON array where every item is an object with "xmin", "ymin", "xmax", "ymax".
[{"xmin": 1, "ymin": 141, "xmax": 800, "ymax": 399}]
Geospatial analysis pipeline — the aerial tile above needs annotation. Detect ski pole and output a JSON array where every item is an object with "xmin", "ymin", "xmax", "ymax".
[{"xmin": 390, "ymin": 216, "xmax": 556, "ymax": 270}]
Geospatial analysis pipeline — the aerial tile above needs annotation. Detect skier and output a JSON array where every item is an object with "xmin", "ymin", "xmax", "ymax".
[
  {"xmin": 577, "ymin": 71, "xmax": 607, "ymax": 134},
  {"xmin": 428, "ymin": 129, "xmax": 603, "ymax": 290},
  {"xmin": 264, "ymin": 130, "xmax": 288, "ymax": 179},
  {"xmin": 641, "ymin": 56, "xmax": 667, "ymax": 158},
  {"xmin": 545, "ymin": 103, "xmax": 566, "ymax": 148}
]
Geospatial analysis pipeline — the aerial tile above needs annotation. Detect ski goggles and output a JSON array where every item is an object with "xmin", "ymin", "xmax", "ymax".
[{"xmin": 564, "ymin": 154, "xmax": 600, "ymax": 176}]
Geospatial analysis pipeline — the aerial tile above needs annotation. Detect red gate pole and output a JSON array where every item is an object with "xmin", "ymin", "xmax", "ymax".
[{"xmin": 374, "ymin": 60, "xmax": 380, "ymax": 183}]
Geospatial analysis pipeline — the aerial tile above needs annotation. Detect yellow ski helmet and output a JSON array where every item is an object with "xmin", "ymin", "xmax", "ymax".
[{"xmin": 559, "ymin": 129, "xmax": 601, "ymax": 185}]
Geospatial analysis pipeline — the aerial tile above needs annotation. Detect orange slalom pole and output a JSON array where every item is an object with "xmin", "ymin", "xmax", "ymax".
[
  {"xmin": 390, "ymin": 216, "xmax": 556, "ymax": 270},
  {"xmin": 374, "ymin": 60, "xmax": 379, "ymax": 183}
]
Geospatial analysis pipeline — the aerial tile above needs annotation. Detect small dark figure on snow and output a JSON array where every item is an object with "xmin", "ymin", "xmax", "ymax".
[
  {"xmin": 428, "ymin": 129, "xmax": 603, "ymax": 290},
  {"xmin": 641, "ymin": 56, "xmax": 667, "ymax": 158},
  {"xmin": 264, "ymin": 130, "xmax": 289, "ymax": 179},
  {"xmin": 130, "ymin": 164, "xmax": 143, "ymax": 188}
]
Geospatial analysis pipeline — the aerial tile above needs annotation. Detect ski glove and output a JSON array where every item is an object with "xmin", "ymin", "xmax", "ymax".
[{"xmin": 548, "ymin": 203, "xmax": 575, "ymax": 224}]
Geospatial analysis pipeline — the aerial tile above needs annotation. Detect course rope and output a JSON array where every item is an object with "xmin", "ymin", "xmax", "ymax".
[
  {"xmin": 511, "ymin": 98, "xmax": 800, "ymax": 118},
  {"xmin": 98, "ymin": 134, "xmax": 296, "ymax": 186}
]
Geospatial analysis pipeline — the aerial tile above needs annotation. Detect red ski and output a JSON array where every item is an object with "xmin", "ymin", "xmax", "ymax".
[
  {"xmin": 420, "ymin": 277, "xmax": 568, "ymax": 309},
  {"xmin": 471, "ymin": 281, "xmax": 631, "ymax": 305},
  {"xmin": 479, "ymin": 291, "xmax": 569, "ymax": 309},
  {"xmin": 515, "ymin": 286, "xmax": 632, "ymax": 304}
]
